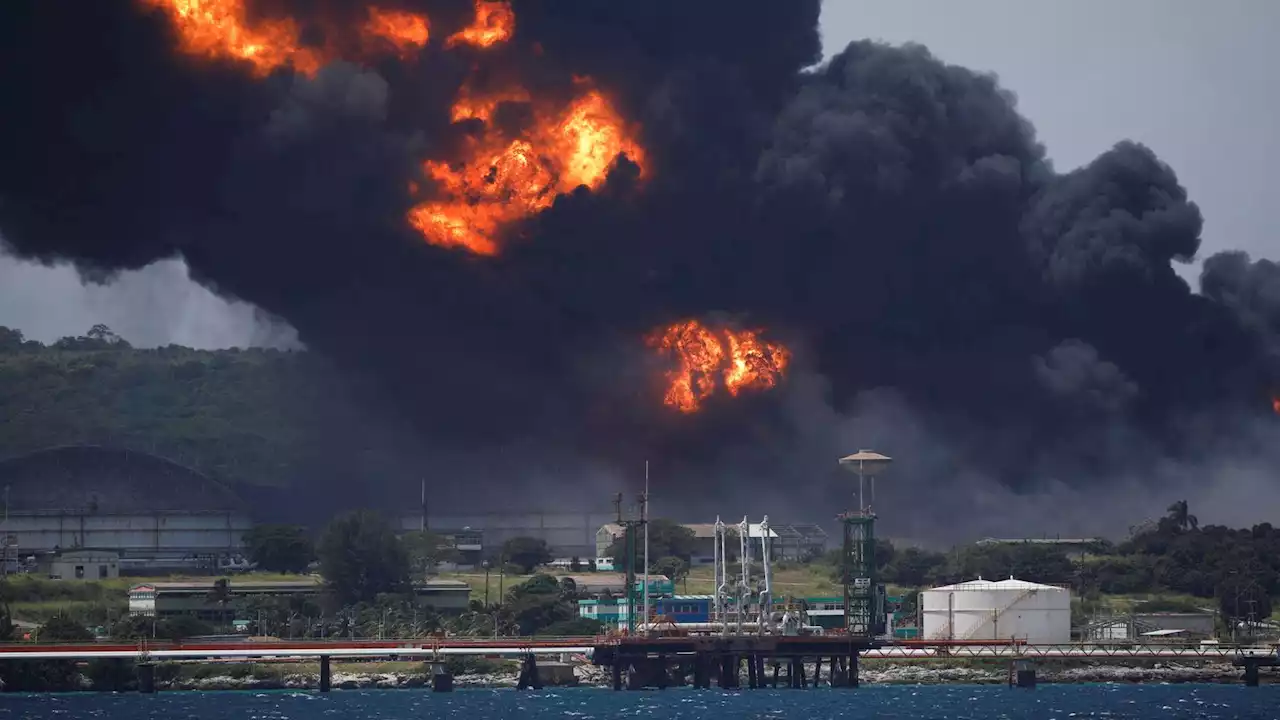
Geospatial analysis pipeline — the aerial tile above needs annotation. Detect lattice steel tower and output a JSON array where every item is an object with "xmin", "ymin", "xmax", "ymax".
[{"xmin": 838, "ymin": 450, "xmax": 891, "ymax": 637}]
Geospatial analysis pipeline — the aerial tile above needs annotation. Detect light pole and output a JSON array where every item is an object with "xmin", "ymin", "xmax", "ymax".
[{"xmin": 482, "ymin": 560, "xmax": 491, "ymax": 607}]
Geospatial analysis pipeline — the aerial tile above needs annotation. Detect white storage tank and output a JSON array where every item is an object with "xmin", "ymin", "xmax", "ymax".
[{"xmin": 922, "ymin": 577, "xmax": 1071, "ymax": 644}]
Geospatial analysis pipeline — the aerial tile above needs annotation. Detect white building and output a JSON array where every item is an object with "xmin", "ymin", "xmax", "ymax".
[
  {"xmin": 922, "ymin": 577, "xmax": 1071, "ymax": 644},
  {"xmin": 595, "ymin": 522, "xmax": 784, "ymax": 565},
  {"xmin": 37, "ymin": 548, "xmax": 121, "ymax": 580}
]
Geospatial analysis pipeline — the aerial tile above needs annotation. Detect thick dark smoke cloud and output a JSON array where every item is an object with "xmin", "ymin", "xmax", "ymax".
[{"xmin": 0, "ymin": 1, "xmax": 1276, "ymax": 537}]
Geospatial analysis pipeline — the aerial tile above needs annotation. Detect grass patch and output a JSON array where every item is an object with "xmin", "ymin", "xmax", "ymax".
[
  {"xmin": 438, "ymin": 571, "xmax": 535, "ymax": 603},
  {"xmin": 9, "ymin": 599, "xmax": 127, "ymax": 626},
  {"xmin": 681, "ymin": 565, "xmax": 840, "ymax": 598}
]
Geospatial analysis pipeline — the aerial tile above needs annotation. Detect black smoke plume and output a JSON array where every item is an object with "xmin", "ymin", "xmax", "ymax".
[{"xmin": 0, "ymin": 1, "xmax": 1276, "ymax": 537}]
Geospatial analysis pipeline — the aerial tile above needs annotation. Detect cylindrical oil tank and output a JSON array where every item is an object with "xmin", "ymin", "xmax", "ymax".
[{"xmin": 921, "ymin": 577, "xmax": 1070, "ymax": 644}]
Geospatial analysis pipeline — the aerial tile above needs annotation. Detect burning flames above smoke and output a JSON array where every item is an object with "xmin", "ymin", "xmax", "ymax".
[
  {"xmin": 138, "ymin": 0, "xmax": 434, "ymax": 76},
  {"xmin": 445, "ymin": 0, "xmax": 514, "ymax": 49},
  {"xmin": 142, "ymin": 0, "xmax": 644, "ymax": 257},
  {"xmin": 408, "ymin": 86, "xmax": 645, "ymax": 255},
  {"xmin": 648, "ymin": 320, "xmax": 791, "ymax": 413},
  {"xmin": 141, "ymin": 0, "xmax": 775, "ymax": 412}
]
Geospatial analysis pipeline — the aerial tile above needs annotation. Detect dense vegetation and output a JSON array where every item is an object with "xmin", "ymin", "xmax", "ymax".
[
  {"xmin": 864, "ymin": 501, "xmax": 1277, "ymax": 624},
  {"xmin": 0, "ymin": 325, "xmax": 425, "ymax": 519}
]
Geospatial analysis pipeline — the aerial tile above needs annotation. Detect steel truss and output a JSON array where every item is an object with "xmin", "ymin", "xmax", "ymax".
[{"xmin": 865, "ymin": 643, "xmax": 1278, "ymax": 660}]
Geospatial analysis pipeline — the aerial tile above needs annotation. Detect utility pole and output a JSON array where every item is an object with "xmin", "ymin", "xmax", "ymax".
[
  {"xmin": 420, "ymin": 479, "xmax": 427, "ymax": 532},
  {"xmin": 642, "ymin": 461, "xmax": 650, "ymax": 632},
  {"xmin": 613, "ymin": 491, "xmax": 647, "ymax": 634},
  {"xmin": 2, "ymin": 485, "xmax": 8, "ymax": 577}
]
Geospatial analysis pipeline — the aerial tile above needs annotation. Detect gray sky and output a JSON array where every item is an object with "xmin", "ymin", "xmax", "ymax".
[{"xmin": 1, "ymin": 0, "xmax": 1276, "ymax": 348}]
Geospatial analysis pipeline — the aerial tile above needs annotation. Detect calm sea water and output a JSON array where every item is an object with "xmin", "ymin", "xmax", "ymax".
[{"xmin": 0, "ymin": 685, "xmax": 1273, "ymax": 719}]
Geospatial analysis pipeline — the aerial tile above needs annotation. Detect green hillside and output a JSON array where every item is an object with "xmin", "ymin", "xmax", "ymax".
[{"xmin": 0, "ymin": 325, "xmax": 417, "ymax": 496}]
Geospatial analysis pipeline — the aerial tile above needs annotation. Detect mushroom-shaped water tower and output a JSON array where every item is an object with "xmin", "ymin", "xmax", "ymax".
[
  {"xmin": 838, "ymin": 449, "xmax": 891, "ymax": 514},
  {"xmin": 836, "ymin": 450, "xmax": 892, "ymax": 638}
]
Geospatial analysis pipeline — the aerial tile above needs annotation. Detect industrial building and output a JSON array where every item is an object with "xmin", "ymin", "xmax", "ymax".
[
  {"xmin": 35, "ymin": 548, "xmax": 121, "ymax": 580},
  {"xmin": 595, "ymin": 521, "xmax": 826, "ymax": 565},
  {"xmin": 397, "ymin": 510, "xmax": 613, "ymax": 559},
  {"xmin": 922, "ymin": 577, "xmax": 1072, "ymax": 644},
  {"xmin": 0, "ymin": 446, "xmax": 252, "ymax": 572},
  {"xmin": 579, "ymin": 594, "xmax": 913, "ymax": 634},
  {"xmin": 1084, "ymin": 612, "xmax": 1217, "ymax": 642},
  {"xmin": 128, "ymin": 577, "xmax": 471, "ymax": 620},
  {"xmin": 555, "ymin": 574, "xmax": 671, "ymax": 598}
]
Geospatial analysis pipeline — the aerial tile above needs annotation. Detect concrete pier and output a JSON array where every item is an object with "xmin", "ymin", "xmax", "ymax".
[{"xmin": 594, "ymin": 635, "xmax": 876, "ymax": 691}]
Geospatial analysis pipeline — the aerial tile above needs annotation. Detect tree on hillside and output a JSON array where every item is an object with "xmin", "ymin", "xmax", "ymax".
[
  {"xmin": 653, "ymin": 556, "xmax": 690, "ymax": 589},
  {"xmin": 207, "ymin": 578, "xmax": 233, "ymax": 622},
  {"xmin": 607, "ymin": 519, "xmax": 697, "ymax": 570},
  {"xmin": 1166, "ymin": 500, "xmax": 1199, "ymax": 532},
  {"xmin": 0, "ymin": 326, "xmax": 31, "ymax": 353},
  {"xmin": 401, "ymin": 530, "xmax": 459, "ymax": 577},
  {"xmin": 39, "ymin": 616, "xmax": 94, "ymax": 642},
  {"xmin": 243, "ymin": 524, "xmax": 315, "ymax": 573},
  {"xmin": 1218, "ymin": 575, "xmax": 1272, "ymax": 635},
  {"xmin": 505, "ymin": 574, "xmax": 575, "ymax": 635},
  {"xmin": 880, "ymin": 546, "xmax": 948, "ymax": 587},
  {"xmin": 318, "ymin": 510, "xmax": 410, "ymax": 605},
  {"xmin": 0, "ymin": 616, "xmax": 95, "ymax": 692},
  {"xmin": 502, "ymin": 536, "xmax": 551, "ymax": 573},
  {"xmin": 942, "ymin": 544, "xmax": 1075, "ymax": 585},
  {"xmin": 0, "ymin": 580, "xmax": 15, "ymax": 641}
]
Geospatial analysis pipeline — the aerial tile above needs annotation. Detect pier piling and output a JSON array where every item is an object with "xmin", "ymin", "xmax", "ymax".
[
  {"xmin": 516, "ymin": 653, "xmax": 542, "ymax": 690},
  {"xmin": 319, "ymin": 655, "xmax": 331, "ymax": 693},
  {"xmin": 430, "ymin": 662, "xmax": 454, "ymax": 692},
  {"xmin": 594, "ymin": 633, "xmax": 877, "ymax": 691},
  {"xmin": 1013, "ymin": 659, "xmax": 1037, "ymax": 689},
  {"xmin": 136, "ymin": 662, "xmax": 155, "ymax": 694}
]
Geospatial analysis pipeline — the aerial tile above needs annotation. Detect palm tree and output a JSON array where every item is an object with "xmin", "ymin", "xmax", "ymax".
[{"xmin": 1166, "ymin": 500, "xmax": 1199, "ymax": 531}]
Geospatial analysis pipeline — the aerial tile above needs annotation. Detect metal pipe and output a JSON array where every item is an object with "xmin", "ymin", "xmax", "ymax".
[
  {"xmin": 714, "ymin": 517, "xmax": 727, "ymax": 635},
  {"xmin": 758, "ymin": 515, "xmax": 773, "ymax": 634},
  {"xmin": 642, "ymin": 463, "xmax": 650, "ymax": 630},
  {"xmin": 737, "ymin": 517, "xmax": 750, "ymax": 636},
  {"xmin": 635, "ymin": 621, "xmax": 825, "ymax": 634}
]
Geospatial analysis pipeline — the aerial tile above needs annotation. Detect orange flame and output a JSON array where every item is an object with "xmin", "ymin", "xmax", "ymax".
[
  {"xmin": 362, "ymin": 7, "xmax": 430, "ymax": 58},
  {"xmin": 140, "ymin": 0, "xmax": 324, "ymax": 77},
  {"xmin": 648, "ymin": 320, "xmax": 790, "ymax": 413},
  {"xmin": 141, "ymin": 0, "xmax": 643, "ymax": 255},
  {"xmin": 451, "ymin": 85, "xmax": 532, "ymax": 123},
  {"xmin": 408, "ymin": 88, "xmax": 645, "ymax": 255},
  {"xmin": 447, "ymin": 0, "xmax": 516, "ymax": 49},
  {"xmin": 1273, "ymin": 395, "xmax": 1280, "ymax": 415}
]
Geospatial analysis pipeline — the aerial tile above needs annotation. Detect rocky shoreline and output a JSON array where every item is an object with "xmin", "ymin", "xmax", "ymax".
[{"xmin": 148, "ymin": 661, "xmax": 1252, "ymax": 691}]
